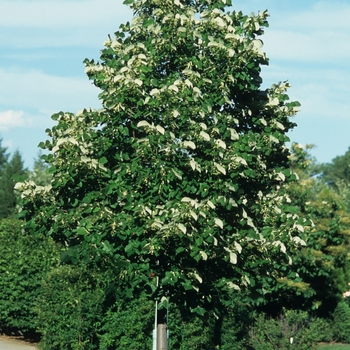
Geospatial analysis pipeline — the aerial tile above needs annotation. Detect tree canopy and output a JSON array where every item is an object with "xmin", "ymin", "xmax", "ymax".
[
  {"xmin": 19, "ymin": 0, "xmax": 306, "ymax": 316},
  {"xmin": 260, "ymin": 144, "xmax": 350, "ymax": 317},
  {"xmin": 322, "ymin": 147, "xmax": 350, "ymax": 188},
  {"xmin": 321, "ymin": 148, "xmax": 350, "ymax": 213}
]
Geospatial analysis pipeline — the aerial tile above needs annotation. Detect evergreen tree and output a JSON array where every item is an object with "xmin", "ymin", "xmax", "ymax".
[
  {"xmin": 0, "ymin": 138, "xmax": 11, "ymax": 219},
  {"xmin": 0, "ymin": 137, "xmax": 9, "ymax": 169},
  {"xmin": 332, "ymin": 300, "xmax": 350, "ymax": 343},
  {"xmin": 0, "ymin": 150, "xmax": 27, "ymax": 218}
]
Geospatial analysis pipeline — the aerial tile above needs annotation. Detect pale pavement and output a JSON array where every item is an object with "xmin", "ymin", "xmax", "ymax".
[{"xmin": 0, "ymin": 337, "xmax": 37, "ymax": 350}]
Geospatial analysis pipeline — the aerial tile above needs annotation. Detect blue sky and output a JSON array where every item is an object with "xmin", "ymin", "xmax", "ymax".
[{"xmin": 1, "ymin": 0, "xmax": 350, "ymax": 170}]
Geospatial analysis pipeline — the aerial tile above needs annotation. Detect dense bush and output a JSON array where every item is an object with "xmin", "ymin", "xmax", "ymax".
[
  {"xmin": 99, "ymin": 296, "xmax": 154, "ymax": 350},
  {"xmin": 167, "ymin": 298, "xmax": 251, "ymax": 349},
  {"xmin": 0, "ymin": 216, "xmax": 338, "ymax": 349},
  {"xmin": 0, "ymin": 217, "xmax": 59, "ymax": 336},
  {"xmin": 36, "ymin": 265, "xmax": 106, "ymax": 350},
  {"xmin": 100, "ymin": 297, "xmax": 237, "ymax": 350},
  {"xmin": 220, "ymin": 304, "xmax": 253, "ymax": 350},
  {"xmin": 332, "ymin": 300, "xmax": 350, "ymax": 343},
  {"xmin": 247, "ymin": 310, "xmax": 324, "ymax": 350},
  {"xmin": 176, "ymin": 314, "xmax": 215, "ymax": 350}
]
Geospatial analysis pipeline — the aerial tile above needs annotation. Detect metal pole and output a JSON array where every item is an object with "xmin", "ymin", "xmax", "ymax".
[
  {"xmin": 157, "ymin": 323, "xmax": 167, "ymax": 350},
  {"xmin": 152, "ymin": 275, "xmax": 159, "ymax": 350},
  {"xmin": 152, "ymin": 268, "xmax": 168, "ymax": 350},
  {"xmin": 152, "ymin": 300, "xmax": 158, "ymax": 350},
  {"xmin": 156, "ymin": 306, "xmax": 168, "ymax": 350}
]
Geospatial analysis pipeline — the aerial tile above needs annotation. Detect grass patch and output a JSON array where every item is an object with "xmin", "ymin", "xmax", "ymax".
[{"xmin": 318, "ymin": 344, "xmax": 350, "ymax": 350}]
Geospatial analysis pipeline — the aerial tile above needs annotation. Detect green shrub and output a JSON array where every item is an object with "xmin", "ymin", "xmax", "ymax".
[
  {"xmin": 332, "ymin": 300, "xmax": 350, "ymax": 343},
  {"xmin": 307, "ymin": 317, "xmax": 333, "ymax": 343},
  {"xmin": 248, "ymin": 313, "xmax": 285, "ymax": 350},
  {"xmin": 0, "ymin": 217, "xmax": 59, "ymax": 336},
  {"xmin": 178, "ymin": 315, "xmax": 215, "ymax": 350},
  {"xmin": 36, "ymin": 265, "xmax": 106, "ymax": 350},
  {"xmin": 99, "ymin": 295, "xmax": 154, "ymax": 350},
  {"xmin": 99, "ymin": 297, "xmax": 217, "ymax": 350},
  {"xmin": 220, "ymin": 303, "xmax": 253, "ymax": 350},
  {"xmin": 167, "ymin": 302, "xmax": 249, "ymax": 349},
  {"xmin": 247, "ymin": 310, "xmax": 320, "ymax": 350}
]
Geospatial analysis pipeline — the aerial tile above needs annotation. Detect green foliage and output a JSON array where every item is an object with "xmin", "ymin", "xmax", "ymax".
[
  {"xmin": 0, "ymin": 217, "xmax": 59, "ymax": 335},
  {"xmin": 320, "ymin": 145, "xmax": 350, "ymax": 212},
  {"xmin": 321, "ymin": 147, "xmax": 350, "ymax": 212},
  {"xmin": 310, "ymin": 317, "xmax": 333, "ymax": 343},
  {"xmin": 334, "ymin": 179, "xmax": 350, "ymax": 215},
  {"xmin": 37, "ymin": 265, "xmax": 106, "ymax": 350},
  {"xmin": 322, "ymin": 147, "xmax": 350, "ymax": 189},
  {"xmin": 0, "ymin": 137, "xmax": 9, "ymax": 168},
  {"xmin": 39, "ymin": 281, "xmax": 236, "ymax": 350},
  {"xmin": 178, "ymin": 316, "xmax": 215, "ymax": 350},
  {"xmin": 159, "ymin": 305, "xmax": 214, "ymax": 349},
  {"xmin": 0, "ymin": 150, "xmax": 27, "ymax": 218},
  {"xmin": 263, "ymin": 144, "xmax": 350, "ymax": 317},
  {"xmin": 247, "ymin": 310, "xmax": 322, "ymax": 350},
  {"xmin": 169, "ymin": 295, "xmax": 250, "ymax": 349},
  {"xmin": 332, "ymin": 300, "xmax": 350, "ymax": 343},
  {"xmin": 99, "ymin": 296, "xmax": 154, "ymax": 350},
  {"xmin": 29, "ymin": 151, "xmax": 52, "ymax": 187},
  {"xmin": 19, "ymin": 0, "xmax": 305, "ymax": 320},
  {"xmin": 219, "ymin": 301, "xmax": 252, "ymax": 350}
]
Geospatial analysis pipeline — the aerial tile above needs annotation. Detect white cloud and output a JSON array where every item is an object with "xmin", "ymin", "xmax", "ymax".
[
  {"xmin": 263, "ymin": 1, "xmax": 350, "ymax": 62},
  {"xmin": 263, "ymin": 29, "xmax": 350, "ymax": 63},
  {"xmin": 1, "ymin": 0, "xmax": 131, "ymax": 28},
  {"xmin": 0, "ymin": 0, "xmax": 132, "ymax": 48},
  {"xmin": 0, "ymin": 68, "xmax": 101, "ymax": 120},
  {"xmin": 0, "ymin": 110, "xmax": 27, "ymax": 130},
  {"xmin": 274, "ymin": 1, "xmax": 350, "ymax": 30},
  {"xmin": 295, "ymin": 83, "xmax": 350, "ymax": 121}
]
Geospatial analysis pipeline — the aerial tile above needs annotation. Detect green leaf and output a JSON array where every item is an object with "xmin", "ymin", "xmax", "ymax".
[
  {"xmin": 191, "ymin": 306, "xmax": 206, "ymax": 316},
  {"xmin": 99, "ymin": 156, "xmax": 108, "ymax": 164}
]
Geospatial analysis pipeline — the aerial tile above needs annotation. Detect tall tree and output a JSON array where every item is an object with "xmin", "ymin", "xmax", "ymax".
[{"xmin": 19, "ymin": 0, "xmax": 306, "ymax": 327}]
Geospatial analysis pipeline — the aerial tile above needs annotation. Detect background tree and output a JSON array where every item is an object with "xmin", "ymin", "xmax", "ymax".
[
  {"xmin": 29, "ymin": 151, "xmax": 52, "ymax": 187},
  {"xmin": 0, "ymin": 137, "xmax": 9, "ymax": 169},
  {"xmin": 0, "ymin": 149, "xmax": 27, "ymax": 218},
  {"xmin": 322, "ymin": 147, "xmax": 350, "ymax": 189},
  {"xmin": 263, "ymin": 144, "xmax": 350, "ymax": 317},
  {"xmin": 0, "ymin": 138, "xmax": 10, "ymax": 218},
  {"xmin": 19, "ymin": 0, "xmax": 306, "ymax": 345},
  {"xmin": 321, "ymin": 147, "xmax": 350, "ymax": 212}
]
